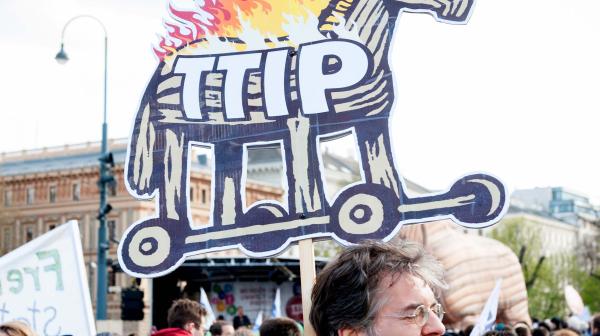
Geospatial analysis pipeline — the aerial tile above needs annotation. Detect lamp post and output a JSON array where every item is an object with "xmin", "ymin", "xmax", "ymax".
[{"xmin": 55, "ymin": 15, "xmax": 111, "ymax": 320}]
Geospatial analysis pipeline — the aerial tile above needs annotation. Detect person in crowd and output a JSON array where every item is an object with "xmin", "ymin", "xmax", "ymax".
[
  {"xmin": 310, "ymin": 239, "xmax": 446, "ymax": 336},
  {"xmin": 551, "ymin": 318, "xmax": 569, "ymax": 331},
  {"xmin": 259, "ymin": 317, "xmax": 301, "ymax": 336},
  {"xmin": 483, "ymin": 331, "xmax": 517, "ymax": 336},
  {"xmin": 233, "ymin": 306, "xmax": 251, "ymax": 330},
  {"xmin": 531, "ymin": 327, "xmax": 549, "ymax": 336},
  {"xmin": 152, "ymin": 298, "xmax": 207, "ymax": 336},
  {"xmin": 0, "ymin": 321, "xmax": 36, "ymax": 336},
  {"xmin": 567, "ymin": 314, "xmax": 588, "ymax": 334},
  {"xmin": 442, "ymin": 329, "xmax": 461, "ymax": 336},
  {"xmin": 553, "ymin": 329, "xmax": 579, "ymax": 336},
  {"xmin": 233, "ymin": 327, "xmax": 253, "ymax": 336},
  {"xmin": 537, "ymin": 321, "xmax": 553, "ymax": 336},
  {"xmin": 210, "ymin": 321, "xmax": 235, "ymax": 336},
  {"xmin": 483, "ymin": 326, "xmax": 517, "ymax": 336},
  {"xmin": 513, "ymin": 321, "xmax": 532, "ymax": 336},
  {"xmin": 592, "ymin": 314, "xmax": 600, "ymax": 336},
  {"xmin": 463, "ymin": 325, "xmax": 475, "ymax": 336}
]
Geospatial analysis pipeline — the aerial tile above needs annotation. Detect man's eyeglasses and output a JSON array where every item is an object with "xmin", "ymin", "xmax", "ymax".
[{"xmin": 383, "ymin": 303, "xmax": 445, "ymax": 326}]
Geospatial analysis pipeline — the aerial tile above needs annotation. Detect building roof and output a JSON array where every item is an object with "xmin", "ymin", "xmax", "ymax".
[
  {"xmin": 0, "ymin": 138, "xmax": 432, "ymax": 196},
  {"xmin": 0, "ymin": 139, "xmax": 129, "ymax": 177},
  {"xmin": 0, "ymin": 147, "xmax": 127, "ymax": 177},
  {"xmin": 0, "ymin": 138, "xmax": 212, "ymax": 177},
  {"xmin": 246, "ymin": 147, "xmax": 282, "ymax": 164}
]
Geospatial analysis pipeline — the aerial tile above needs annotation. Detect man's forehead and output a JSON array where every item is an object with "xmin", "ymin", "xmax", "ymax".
[
  {"xmin": 379, "ymin": 273, "xmax": 437, "ymax": 307},
  {"xmin": 381, "ymin": 272, "xmax": 426, "ymax": 288}
]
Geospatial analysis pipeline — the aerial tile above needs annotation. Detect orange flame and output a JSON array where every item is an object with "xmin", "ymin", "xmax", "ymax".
[
  {"xmin": 154, "ymin": 0, "xmax": 332, "ymax": 61},
  {"xmin": 154, "ymin": 0, "xmax": 274, "ymax": 60}
]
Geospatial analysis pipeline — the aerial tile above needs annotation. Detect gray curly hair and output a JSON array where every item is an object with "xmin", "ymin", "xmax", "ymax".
[{"xmin": 310, "ymin": 239, "xmax": 446, "ymax": 336}]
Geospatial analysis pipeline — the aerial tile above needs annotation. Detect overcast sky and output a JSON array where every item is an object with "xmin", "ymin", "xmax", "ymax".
[{"xmin": 1, "ymin": 0, "xmax": 599, "ymax": 203}]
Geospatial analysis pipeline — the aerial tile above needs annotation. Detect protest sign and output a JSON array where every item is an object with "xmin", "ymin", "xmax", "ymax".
[
  {"xmin": 118, "ymin": 0, "xmax": 508, "ymax": 279},
  {"xmin": 0, "ymin": 220, "xmax": 96, "ymax": 336},
  {"xmin": 117, "ymin": 1, "xmax": 508, "ymax": 334}
]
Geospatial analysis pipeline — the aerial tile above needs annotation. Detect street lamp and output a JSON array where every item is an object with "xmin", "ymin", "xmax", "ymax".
[{"xmin": 55, "ymin": 15, "xmax": 112, "ymax": 320}]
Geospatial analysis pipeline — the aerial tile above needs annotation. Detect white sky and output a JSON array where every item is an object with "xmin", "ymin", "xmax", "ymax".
[{"xmin": 1, "ymin": 0, "xmax": 599, "ymax": 203}]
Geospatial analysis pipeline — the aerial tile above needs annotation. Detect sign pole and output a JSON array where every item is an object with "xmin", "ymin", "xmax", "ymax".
[{"xmin": 299, "ymin": 238, "xmax": 316, "ymax": 336}]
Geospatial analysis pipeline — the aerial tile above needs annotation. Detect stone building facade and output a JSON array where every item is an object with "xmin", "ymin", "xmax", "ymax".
[{"xmin": 0, "ymin": 138, "xmax": 283, "ymax": 322}]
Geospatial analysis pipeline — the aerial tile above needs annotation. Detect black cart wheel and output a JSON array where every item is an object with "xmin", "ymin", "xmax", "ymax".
[{"xmin": 331, "ymin": 183, "xmax": 400, "ymax": 243}]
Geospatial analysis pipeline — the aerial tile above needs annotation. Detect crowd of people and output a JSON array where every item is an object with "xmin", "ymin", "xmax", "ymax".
[
  {"xmin": 0, "ymin": 240, "xmax": 598, "ymax": 336},
  {"xmin": 145, "ymin": 299, "xmax": 302, "ymax": 336},
  {"xmin": 454, "ymin": 315, "xmax": 600, "ymax": 336},
  {"xmin": 139, "ymin": 241, "xmax": 599, "ymax": 336}
]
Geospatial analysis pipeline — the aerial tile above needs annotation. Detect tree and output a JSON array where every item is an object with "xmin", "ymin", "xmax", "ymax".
[
  {"xmin": 572, "ymin": 234, "xmax": 600, "ymax": 312},
  {"xmin": 577, "ymin": 235, "xmax": 600, "ymax": 278},
  {"xmin": 490, "ymin": 218, "xmax": 577, "ymax": 319},
  {"xmin": 576, "ymin": 272, "xmax": 600, "ymax": 312}
]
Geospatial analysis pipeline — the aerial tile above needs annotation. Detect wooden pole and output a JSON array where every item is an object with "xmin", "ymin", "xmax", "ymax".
[{"xmin": 299, "ymin": 238, "xmax": 317, "ymax": 336}]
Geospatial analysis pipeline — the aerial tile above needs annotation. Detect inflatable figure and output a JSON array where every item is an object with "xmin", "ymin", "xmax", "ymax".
[
  {"xmin": 399, "ymin": 220, "xmax": 531, "ymax": 329},
  {"xmin": 119, "ymin": 0, "xmax": 508, "ymax": 277}
]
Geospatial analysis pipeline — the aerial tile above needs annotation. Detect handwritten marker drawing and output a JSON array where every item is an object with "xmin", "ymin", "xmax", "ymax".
[{"xmin": 118, "ymin": 0, "xmax": 508, "ymax": 277}]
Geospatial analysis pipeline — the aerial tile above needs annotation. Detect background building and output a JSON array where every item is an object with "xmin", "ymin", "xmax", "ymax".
[
  {"xmin": 512, "ymin": 187, "xmax": 600, "ymax": 225},
  {"xmin": 508, "ymin": 187, "xmax": 600, "ymax": 256},
  {"xmin": 0, "ymin": 139, "xmax": 283, "ymax": 330},
  {"xmin": 0, "ymin": 138, "xmax": 373, "ymax": 332},
  {"xmin": 3, "ymin": 138, "xmax": 599, "ymax": 331}
]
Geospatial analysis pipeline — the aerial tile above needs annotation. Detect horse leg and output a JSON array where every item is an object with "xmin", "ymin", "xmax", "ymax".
[
  {"xmin": 212, "ymin": 140, "xmax": 244, "ymax": 227},
  {"xmin": 355, "ymin": 119, "xmax": 403, "ymax": 199}
]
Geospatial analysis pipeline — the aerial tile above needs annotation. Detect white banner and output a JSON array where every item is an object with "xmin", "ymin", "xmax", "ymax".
[
  {"xmin": 200, "ymin": 287, "xmax": 215, "ymax": 329},
  {"xmin": 271, "ymin": 287, "xmax": 281, "ymax": 318},
  {"xmin": 0, "ymin": 220, "xmax": 96, "ymax": 335},
  {"xmin": 470, "ymin": 279, "xmax": 502, "ymax": 336}
]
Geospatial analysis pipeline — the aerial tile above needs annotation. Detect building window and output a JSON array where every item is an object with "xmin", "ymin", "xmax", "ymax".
[
  {"xmin": 26, "ymin": 187, "xmax": 35, "ymax": 205},
  {"xmin": 73, "ymin": 183, "xmax": 80, "ymax": 201},
  {"xmin": 190, "ymin": 187, "xmax": 195, "ymax": 202},
  {"xmin": 108, "ymin": 219, "xmax": 117, "ymax": 243},
  {"xmin": 2, "ymin": 227, "xmax": 12, "ymax": 252},
  {"xmin": 89, "ymin": 222, "xmax": 97, "ymax": 250},
  {"xmin": 24, "ymin": 226, "xmax": 34, "ymax": 242},
  {"xmin": 108, "ymin": 267, "xmax": 117, "ymax": 287},
  {"xmin": 108, "ymin": 183, "xmax": 117, "ymax": 197},
  {"xmin": 3, "ymin": 189, "xmax": 11, "ymax": 207},
  {"xmin": 48, "ymin": 224, "xmax": 56, "ymax": 231},
  {"xmin": 49, "ymin": 185, "xmax": 57, "ymax": 203},
  {"xmin": 552, "ymin": 188, "xmax": 562, "ymax": 200},
  {"xmin": 202, "ymin": 189, "xmax": 207, "ymax": 204}
]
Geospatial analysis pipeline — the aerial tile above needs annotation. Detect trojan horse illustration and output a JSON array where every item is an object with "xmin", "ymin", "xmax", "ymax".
[{"xmin": 119, "ymin": 0, "xmax": 507, "ymax": 277}]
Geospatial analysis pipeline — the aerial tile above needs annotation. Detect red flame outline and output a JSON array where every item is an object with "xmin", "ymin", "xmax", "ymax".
[{"xmin": 154, "ymin": 0, "xmax": 274, "ymax": 61}]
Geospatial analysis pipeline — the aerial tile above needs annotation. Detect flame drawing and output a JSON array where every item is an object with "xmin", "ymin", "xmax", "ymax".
[{"xmin": 154, "ymin": 0, "xmax": 338, "ymax": 60}]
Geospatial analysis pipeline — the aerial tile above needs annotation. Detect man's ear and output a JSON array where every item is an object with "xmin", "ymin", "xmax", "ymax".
[
  {"xmin": 338, "ymin": 328, "xmax": 365, "ymax": 336},
  {"xmin": 184, "ymin": 322, "xmax": 195, "ymax": 332}
]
